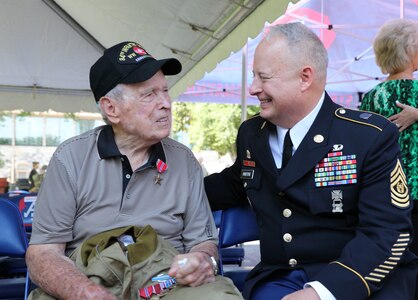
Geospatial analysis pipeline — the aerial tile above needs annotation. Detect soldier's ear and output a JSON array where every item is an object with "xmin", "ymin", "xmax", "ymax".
[{"xmin": 300, "ymin": 66, "xmax": 313, "ymax": 92}]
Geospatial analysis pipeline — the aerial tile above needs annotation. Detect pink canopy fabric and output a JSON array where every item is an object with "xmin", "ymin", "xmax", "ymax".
[{"xmin": 179, "ymin": 0, "xmax": 418, "ymax": 109}]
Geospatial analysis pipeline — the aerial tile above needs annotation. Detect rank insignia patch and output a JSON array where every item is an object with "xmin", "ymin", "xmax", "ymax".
[
  {"xmin": 390, "ymin": 160, "xmax": 410, "ymax": 208},
  {"xmin": 314, "ymin": 151, "xmax": 357, "ymax": 187},
  {"xmin": 360, "ymin": 112, "xmax": 372, "ymax": 120}
]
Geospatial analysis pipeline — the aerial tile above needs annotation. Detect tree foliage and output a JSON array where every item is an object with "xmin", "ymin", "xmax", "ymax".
[{"xmin": 172, "ymin": 102, "xmax": 259, "ymax": 156}]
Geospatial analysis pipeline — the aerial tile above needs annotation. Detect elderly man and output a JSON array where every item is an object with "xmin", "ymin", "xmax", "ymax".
[{"xmin": 26, "ymin": 42, "xmax": 242, "ymax": 300}]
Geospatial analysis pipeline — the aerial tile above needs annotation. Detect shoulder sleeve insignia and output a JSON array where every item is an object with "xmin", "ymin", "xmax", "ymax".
[
  {"xmin": 335, "ymin": 108, "xmax": 385, "ymax": 132},
  {"xmin": 390, "ymin": 160, "xmax": 410, "ymax": 208}
]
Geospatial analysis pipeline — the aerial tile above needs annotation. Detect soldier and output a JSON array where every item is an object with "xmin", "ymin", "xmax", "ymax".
[{"xmin": 205, "ymin": 23, "xmax": 417, "ymax": 300}]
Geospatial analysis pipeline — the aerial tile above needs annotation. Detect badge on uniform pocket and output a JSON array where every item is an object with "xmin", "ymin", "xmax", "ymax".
[{"xmin": 331, "ymin": 190, "xmax": 343, "ymax": 213}]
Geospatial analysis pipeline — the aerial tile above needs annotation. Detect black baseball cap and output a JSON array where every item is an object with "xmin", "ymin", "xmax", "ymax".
[{"xmin": 90, "ymin": 41, "xmax": 182, "ymax": 102}]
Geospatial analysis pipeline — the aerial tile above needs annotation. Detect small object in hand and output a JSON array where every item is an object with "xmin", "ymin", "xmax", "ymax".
[{"xmin": 178, "ymin": 257, "xmax": 188, "ymax": 268}]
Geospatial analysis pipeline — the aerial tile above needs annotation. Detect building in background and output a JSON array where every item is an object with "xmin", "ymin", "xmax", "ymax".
[{"xmin": 0, "ymin": 111, "xmax": 104, "ymax": 185}]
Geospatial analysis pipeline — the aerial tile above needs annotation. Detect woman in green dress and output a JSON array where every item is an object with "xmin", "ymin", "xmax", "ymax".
[{"xmin": 360, "ymin": 18, "xmax": 418, "ymax": 298}]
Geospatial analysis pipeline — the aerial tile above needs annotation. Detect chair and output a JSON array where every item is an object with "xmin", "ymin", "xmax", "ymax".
[
  {"xmin": 217, "ymin": 204, "xmax": 259, "ymax": 291},
  {"xmin": 0, "ymin": 198, "xmax": 30, "ymax": 300},
  {"xmin": 15, "ymin": 179, "xmax": 31, "ymax": 192},
  {"xmin": 212, "ymin": 210, "xmax": 246, "ymax": 266},
  {"xmin": 0, "ymin": 192, "xmax": 37, "ymax": 238}
]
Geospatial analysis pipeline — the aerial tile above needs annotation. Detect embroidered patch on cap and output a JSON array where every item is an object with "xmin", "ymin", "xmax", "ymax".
[
  {"xmin": 118, "ymin": 42, "xmax": 152, "ymax": 64},
  {"xmin": 390, "ymin": 160, "xmax": 410, "ymax": 208}
]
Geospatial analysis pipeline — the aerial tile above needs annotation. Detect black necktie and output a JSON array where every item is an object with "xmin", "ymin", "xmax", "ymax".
[{"xmin": 281, "ymin": 130, "xmax": 293, "ymax": 169}]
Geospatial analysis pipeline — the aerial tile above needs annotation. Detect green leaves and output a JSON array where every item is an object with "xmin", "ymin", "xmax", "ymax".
[{"xmin": 173, "ymin": 102, "xmax": 258, "ymax": 156}]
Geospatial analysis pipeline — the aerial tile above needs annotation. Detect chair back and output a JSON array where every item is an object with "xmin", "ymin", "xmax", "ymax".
[
  {"xmin": 0, "ymin": 198, "xmax": 30, "ymax": 300},
  {"xmin": 0, "ymin": 199, "xmax": 28, "ymax": 256},
  {"xmin": 212, "ymin": 210, "xmax": 222, "ymax": 228},
  {"xmin": 217, "ymin": 204, "xmax": 259, "ymax": 282},
  {"xmin": 218, "ymin": 205, "xmax": 259, "ymax": 249}
]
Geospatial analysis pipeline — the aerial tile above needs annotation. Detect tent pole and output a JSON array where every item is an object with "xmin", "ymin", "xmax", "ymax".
[
  {"xmin": 400, "ymin": 0, "xmax": 404, "ymax": 18},
  {"xmin": 11, "ymin": 115, "xmax": 16, "ymax": 184},
  {"xmin": 320, "ymin": 0, "xmax": 324, "ymax": 41},
  {"xmin": 241, "ymin": 41, "xmax": 248, "ymax": 123}
]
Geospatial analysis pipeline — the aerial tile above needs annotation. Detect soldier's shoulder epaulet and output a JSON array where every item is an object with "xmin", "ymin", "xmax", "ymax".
[
  {"xmin": 245, "ymin": 112, "xmax": 261, "ymax": 121},
  {"xmin": 242, "ymin": 113, "xmax": 261, "ymax": 123},
  {"xmin": 334, "ymin": 107, "xmax": 389, "ymax": 132},
  {"xmin": 241, "ymin": 113, "xmax": 270, "ymax": 130}
]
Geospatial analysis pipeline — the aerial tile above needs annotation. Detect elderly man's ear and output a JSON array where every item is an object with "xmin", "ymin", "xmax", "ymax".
[{"xmin": 99, "ymin": 97, "xmax": 120, "ymax": 124}]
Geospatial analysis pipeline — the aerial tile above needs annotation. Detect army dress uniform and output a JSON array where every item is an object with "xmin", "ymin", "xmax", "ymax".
[{"xmin": 205, "ymin": 93, "xmax": 417, "ymax": 300}]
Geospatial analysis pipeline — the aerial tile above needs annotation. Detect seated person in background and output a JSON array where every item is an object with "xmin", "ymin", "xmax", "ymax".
[
  {"xmin": 26, "ymin": 41, "xmax": 242, "ymax": 300},
  {"xmin": 359, "ymin": 18, "xmax": 418, "ymax": 298},
  {"xmin": 205, "ymin": 22, "xmax": 417, "ymax": 300}
]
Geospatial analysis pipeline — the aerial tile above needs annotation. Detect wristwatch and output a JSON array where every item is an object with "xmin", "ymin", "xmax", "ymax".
[
  {"xmin": 209, "ymin": 256, "xmax": 218, "ymax": 276},
  {"xmin": 197, "ymin": 251, "xmax": 218, "ymax": 275}
]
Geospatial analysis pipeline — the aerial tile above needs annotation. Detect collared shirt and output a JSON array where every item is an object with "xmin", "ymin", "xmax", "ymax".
[
  {"xmin": 270, "ymin": 92, "xmax": 325, "ymax": 168},
  {"xmin": 30, "ymin": 125, "xmax": 217, "ymax": 255}
]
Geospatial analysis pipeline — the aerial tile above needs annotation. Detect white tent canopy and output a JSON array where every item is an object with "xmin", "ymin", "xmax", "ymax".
[
  {"xmin": 0, "ymin": 0, "xmax": 294, "ymax": 113},
  {"xmin": 178, "ymin": 0, "xmax": 418, "ymax": 109}
]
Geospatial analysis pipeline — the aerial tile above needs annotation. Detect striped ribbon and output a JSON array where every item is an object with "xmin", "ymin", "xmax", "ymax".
[
  {"xmin": 138, "ymin": 278, "xmax": 176, "ymax": 299},
  {"xmin": 156, "ymin": 159, "xmax": 168, "ymax": 173}
]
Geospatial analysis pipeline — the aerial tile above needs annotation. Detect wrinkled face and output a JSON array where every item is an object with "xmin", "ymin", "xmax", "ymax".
[
  {"xmin": 113, "ymin": 70, "xmax": 172, "ymax": 144},
  {"xmin": 249, "ymin": 37, "xmax": 302, "ymax": 126}
]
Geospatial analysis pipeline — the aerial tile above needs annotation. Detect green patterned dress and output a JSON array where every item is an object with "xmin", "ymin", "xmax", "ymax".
[{"xmin": 360, "ymin": 79, "xmax": 418, "ymax": 201}]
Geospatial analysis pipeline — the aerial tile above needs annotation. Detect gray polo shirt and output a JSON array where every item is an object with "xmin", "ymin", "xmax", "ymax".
[{"xmin": 30, "ymin": 125, "xmax": 217, "ymax": 255}]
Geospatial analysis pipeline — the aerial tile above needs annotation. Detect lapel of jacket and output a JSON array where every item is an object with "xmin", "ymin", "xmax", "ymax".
[
  {"xmin": 251, "ymin": 120, "xmax": 279, "ymax": 179},
  {"xmin": 276, "ymin": 93, "xmax": 339, "ymax": 190}
]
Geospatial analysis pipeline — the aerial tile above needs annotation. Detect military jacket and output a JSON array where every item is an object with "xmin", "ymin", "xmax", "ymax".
[{"xmin": 205, "ymin": 93, "xmax": 417, "ymax": 300}]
